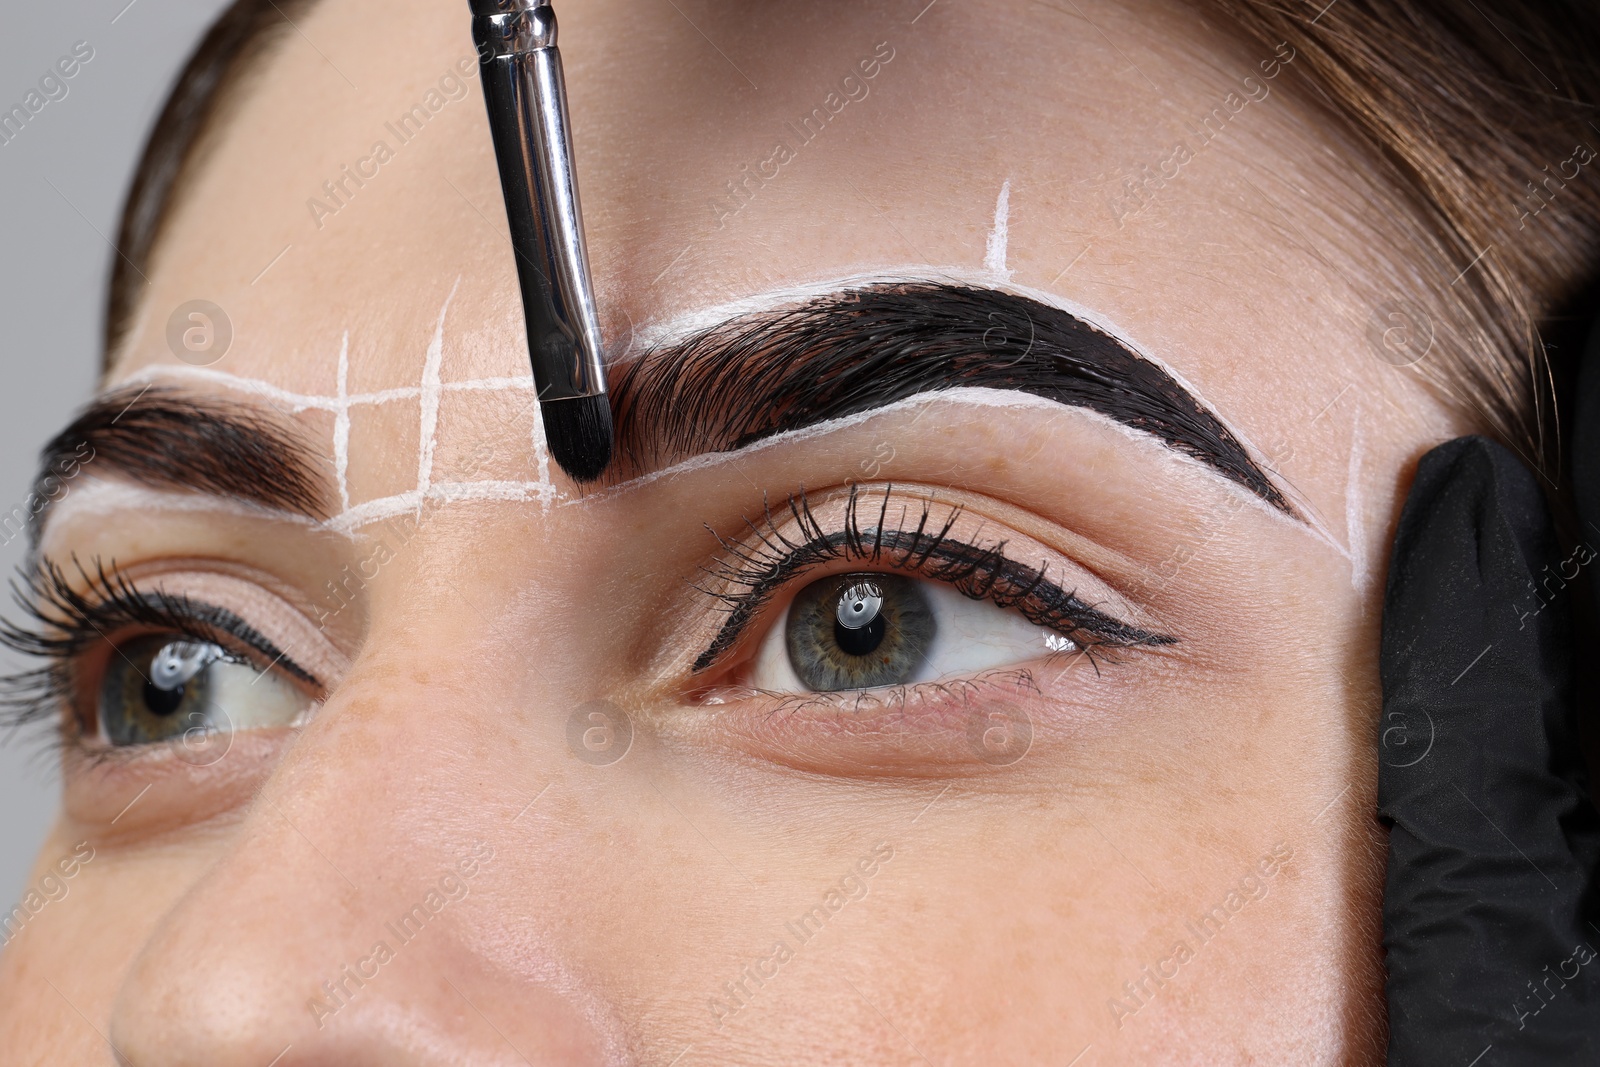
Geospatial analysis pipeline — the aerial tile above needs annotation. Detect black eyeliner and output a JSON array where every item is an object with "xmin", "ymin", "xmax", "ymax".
[
  {"xmin": 691, "ymin": 485, "xmax": 1174, "ymax": 673},
  {"xmin": 0, "ymin": 555, "xmax": 318, "ymax": 737}
]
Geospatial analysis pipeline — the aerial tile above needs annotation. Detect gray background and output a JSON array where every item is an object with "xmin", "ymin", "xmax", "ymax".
[{"xmin": 0, "ymin": 0, "xmax": 233, "ymax": 904}]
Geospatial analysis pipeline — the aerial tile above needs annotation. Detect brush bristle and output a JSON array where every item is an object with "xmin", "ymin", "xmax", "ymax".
[{"xmin": 542, "ymin": 394, "xmax": 614, "ymax": 483}]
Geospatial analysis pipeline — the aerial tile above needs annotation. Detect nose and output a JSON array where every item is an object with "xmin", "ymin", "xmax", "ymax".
[{"xmin": 105, "ymin": 654, "xmax": 622, "ymax": 1067}]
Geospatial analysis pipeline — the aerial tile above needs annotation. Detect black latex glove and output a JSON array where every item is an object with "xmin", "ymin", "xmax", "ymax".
[{"xmin": 1380, "ymin": 364, "xmax": 1600, "ymax": 1060}]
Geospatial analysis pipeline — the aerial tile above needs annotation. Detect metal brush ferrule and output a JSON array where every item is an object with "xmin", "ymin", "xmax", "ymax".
[
  {"xmin": 470, "ymin": 0, "xmax": 556, "ymax": 58},
  {"xmin": 469, "ymin": 0, "xmax": 607, "ymax": 402}
]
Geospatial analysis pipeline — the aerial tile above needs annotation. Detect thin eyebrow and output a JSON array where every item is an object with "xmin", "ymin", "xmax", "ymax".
[
  {"xmin": 27, "ymin": 386, "xmax": 331, "ymax": 543},
  {"xmin": 609, "ymin": 282, "xmax": 1295, "ymax": 515}
]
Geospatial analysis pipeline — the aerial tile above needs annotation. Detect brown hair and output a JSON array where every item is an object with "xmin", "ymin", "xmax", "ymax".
[
  {"xmin": 107, "ymin": 0, "xmax": 1600, "ymax": 477},
  {"xmin": 1195, "ymin": 0, "xmax": 1600, "ymax": 478}
]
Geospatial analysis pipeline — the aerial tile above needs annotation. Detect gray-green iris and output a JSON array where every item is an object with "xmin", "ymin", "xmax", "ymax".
[
  {"xmin": 785, "ymin": 573, "xmax": 936, "ymax": 691},
  {"xmin": 100, "ymin": 635, "xmax": 224, "ymax": 745}
]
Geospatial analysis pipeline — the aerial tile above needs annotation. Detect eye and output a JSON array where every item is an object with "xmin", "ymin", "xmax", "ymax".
[
  {"xmin": 0, "ymin": 557, "xmax": 331, "ymax": 762},
  {"xmin": 749, "ymin": 571, "xmax": 1077, "ymax": 694},
  {"xmin": 96, "ymin": 633, "xmax": 311, "ymax": 747},
  {"xmin": 690, "ymin": 486, "xmax": 1176, "ymax": 699}
]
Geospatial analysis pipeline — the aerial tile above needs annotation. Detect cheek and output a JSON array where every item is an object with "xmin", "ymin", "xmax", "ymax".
[{"xmin": 0, "ymin": 836, "xmax": 203, "ymax": 1039}]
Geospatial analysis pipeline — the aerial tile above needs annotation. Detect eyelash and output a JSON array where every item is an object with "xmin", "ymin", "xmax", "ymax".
[
  {"xmin": 0, "ymin": 495, "xmax": 1168, "ymax": 742},
  {"xmin": 0, "ymin": 554, "xmax": 315, "ymax": 746},
  {"xmin": 692, "ymin": 484, "xmax": 1174, "ymax": 673}
]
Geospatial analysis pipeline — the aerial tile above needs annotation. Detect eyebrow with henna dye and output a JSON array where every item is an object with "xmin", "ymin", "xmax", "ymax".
[
  {"xmin": 608, "ymin": 281, "xmax": 1296, "ymax": 516},
  {"xmin": 29, "ymin": 282, "xmax": 1293, "ymax": 537}
]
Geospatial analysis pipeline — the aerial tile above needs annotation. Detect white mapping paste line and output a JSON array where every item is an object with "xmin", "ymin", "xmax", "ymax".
[
  {"xmin": 47, "ymin": 472, "xmax": 560, "ymax": 541},
  {"xmin": 44, "ymin": 474, "xmax": 559, "ymax": 541},
  {"xmin": 442, "ymin": 376, "xmax": 535, "ymax": 393},
  {"xmin": 112, "ymin": 364, "xmax": 535, "ymax": 415},
  {"xmin": 43, "ymin": 479, "xmax": 328, "ymax": 533},
  {"xmin": 334, "ymin": 331, "xmax": 351, "ymax": 514},
  {"xmin": 324, "ymin": 480, "xmax": 557, "ymax": 534},
  {"xmin": 529, "ymin": 392, "xmax": 556, "ymax": 515},
  {"xmin": 431, "ymin": 478, "xmax": 557, "ymax": 503},
  {"xmin": 575, "ymin": 388, "xmax": 1062, "ymax": 503},
  {"xmin": 115, "ymin": 363, "xmax": 399, "ymax": 413},
  {"xmin": 616, "ymin": 266, "xmax": 1342, "ymax": 548},
  {"xmin": 328, "ymin": 490, "xmax": 424, "ymax": 534},
  {"xmin": 984, "ymin": 180, "xmax": 1013, "ymax": 281},
  {"xmin": 415, "ymin": 277, "xmax": 461, "ymax": 513},
  {"xmin": 1345, "ymin": 406, "xmax": 1367, "ymax": 592},
  {"xmin": 567, "ymin": 385, "xmax": 1315, "ymax": 542}
]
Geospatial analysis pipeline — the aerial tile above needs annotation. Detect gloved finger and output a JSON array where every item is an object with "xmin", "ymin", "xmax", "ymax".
[{"xmin": 1380, "ymin": 436, "xmax": 1600, "ymax": 1066}]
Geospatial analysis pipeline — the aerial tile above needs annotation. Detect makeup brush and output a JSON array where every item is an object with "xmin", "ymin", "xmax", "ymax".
[{"xmin": 469, "ymin": 0, "xmax": 613, "ymax": 482}]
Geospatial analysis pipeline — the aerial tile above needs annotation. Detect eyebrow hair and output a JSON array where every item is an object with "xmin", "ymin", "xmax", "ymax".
[
  {"xmin": 29, "ymin": 386, "xmax": 330, "ymax": 541},
  {"xmin": 33, "ymin": 285, "xmax": 1284, "ymax": 538},
  {"xmin": 610, "ymin": 282, "xmax": 1293, "ymax": 514}
]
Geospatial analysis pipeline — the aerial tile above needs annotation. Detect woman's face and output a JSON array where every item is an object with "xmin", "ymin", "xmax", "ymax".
[{"xmin": 2, "ymin": 0, "xmax": 1459, "ymax": 1061}]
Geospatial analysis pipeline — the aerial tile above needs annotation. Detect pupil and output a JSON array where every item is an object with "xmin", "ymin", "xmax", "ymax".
[
  {"xmin": 142, "ymin": 678, "xmax": 186, "ymax": 717},
  {"xmin": 141, "ymin": 640, "xmax": 215, "ymax": 718},
  {"xmin": 834, "ymin": 611, "xmax": 887, "ymax": 656}
]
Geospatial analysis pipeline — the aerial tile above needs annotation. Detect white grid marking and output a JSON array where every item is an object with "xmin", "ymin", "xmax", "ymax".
[
  {"xmin": 1344, "ymin": 405, "xmax": 1367, "ymax": 592},
  {"xmin": 121, "ymin": 279, "xmax": 564, "ymax": 533},
  {"xmin": 333, "ymin": 330, "xmax": 351, "ymax": 513},
  {"xmin": 984, "ymin": 179, "xmax": 1012, "ymax": 281},
  {"xmin": 415, "ymin": 277, "xmax": 460, "ymax": 516}
]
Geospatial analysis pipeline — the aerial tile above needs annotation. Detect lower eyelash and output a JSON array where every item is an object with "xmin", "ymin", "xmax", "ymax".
[
  {"xmin": 691, "ymin": 484, "xmax": 1174, "ymax": 672},
  {"xmin": 703, "ymin": 665, "xmax": 1049, "ymax": 717}
]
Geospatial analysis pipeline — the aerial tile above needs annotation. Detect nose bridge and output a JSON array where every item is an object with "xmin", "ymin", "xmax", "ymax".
[{"xmin": 106, "ymin": 639, "xmax": 622, "ymax": 1066}]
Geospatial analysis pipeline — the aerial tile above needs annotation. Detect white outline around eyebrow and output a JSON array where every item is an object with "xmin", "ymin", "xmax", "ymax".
[
  {"xmin": 41, "ymin": 480, "xmax": 327, "ymax": 537},
  {"xmin": 610, "ymin": 267, "xmax": 1346, "ymax": 547},
  {"xmin": 616, "ymin": 264, "xmax": 1281, "ymax": 499},
  {"xmin": 580, "ymin": 384, "xmax": 1351, "ymax": 563},
  {"xmin": 94, "ymin": 269, "xmax": 1351, "ymax": 566}
]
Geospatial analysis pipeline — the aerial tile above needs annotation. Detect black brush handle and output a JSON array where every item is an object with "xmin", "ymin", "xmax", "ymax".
[{"xmin": 470, "ymin": 0, "xmax": 606, "ymax": 402}]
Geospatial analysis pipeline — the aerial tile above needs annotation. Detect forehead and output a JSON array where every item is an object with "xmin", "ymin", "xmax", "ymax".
[{"xmin": 110, "ymin": 0, "xmax": 1418, "ymax": 458}]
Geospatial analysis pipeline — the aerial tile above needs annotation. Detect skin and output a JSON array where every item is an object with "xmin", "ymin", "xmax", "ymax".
[{"xmin": 0, "ymin": 0, "xmax": 1472, "ymax": 1062}]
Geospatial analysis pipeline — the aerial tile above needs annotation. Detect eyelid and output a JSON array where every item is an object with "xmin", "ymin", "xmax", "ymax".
[
  {"xmin": 127, "ymin": 567, "xmax": 345, "ymax": 688},
  {"xmin": 690, "ymin": 483, "xmax": 1174, "ymax": 675},
  {"xmin": 688, "ymin": 667, "xmax": 1078, "ymax": 779},
  {"xmin": 0, "ymin": 556, "xmax": 337, "ymax": 745},
  {"xmin": 132, "ymin": 600, "xmax": 317, "ymax": 688}
]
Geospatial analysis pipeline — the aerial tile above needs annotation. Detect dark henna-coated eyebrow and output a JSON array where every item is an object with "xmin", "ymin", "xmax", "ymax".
[
  {"xmin": 609, "ymin": 282, "xmax": 1293, "ymax": 514},
  {"xmin": 32, "ymin": 284, "xmax": 1289, "ymax": 546}
]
